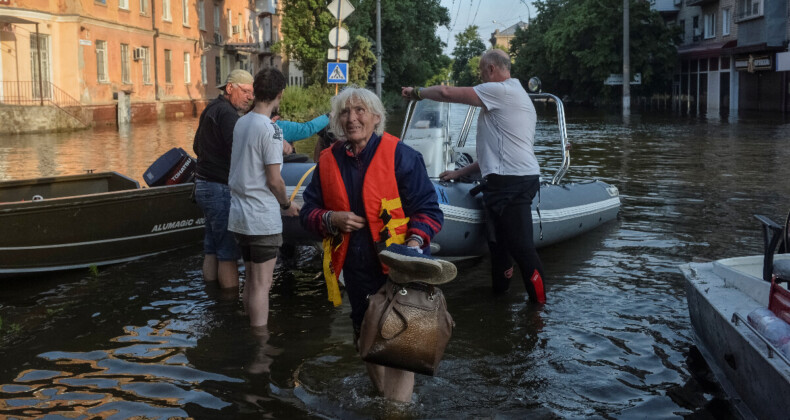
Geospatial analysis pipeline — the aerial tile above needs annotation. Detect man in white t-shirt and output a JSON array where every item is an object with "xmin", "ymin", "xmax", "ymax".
[
  {"xmin": 401, "ymin": 49, "xmax": 546, "ymax": 303},
  {"xmin": 229, "ymin": 68, "xmax": 300, "ymax": 327}
]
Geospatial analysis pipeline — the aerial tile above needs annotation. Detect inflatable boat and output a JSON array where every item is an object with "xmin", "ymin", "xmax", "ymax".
[{"xmin": 281, "ymin": 83, "xmax": 620, "ymax": 259}]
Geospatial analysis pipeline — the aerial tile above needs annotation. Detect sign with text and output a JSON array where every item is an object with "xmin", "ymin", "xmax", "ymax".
[
  {"xmin": 327, "ymin": 62, "xmax": 348, "ymax": 84},
  {"xmin": 735, "ymin": 55, "xmax": 772, "ymax": 72},
  {"xmin": 604, "ymin": 73, "xmax": 641, "ymax": 85}
]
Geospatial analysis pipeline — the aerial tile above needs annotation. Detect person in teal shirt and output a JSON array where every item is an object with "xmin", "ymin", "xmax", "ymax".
[{"xmin": 273, "ymin": 112, "xmax": 330, "ymax": 156}]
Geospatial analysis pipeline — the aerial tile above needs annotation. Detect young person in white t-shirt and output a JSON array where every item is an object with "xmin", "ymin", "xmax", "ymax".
[
  {"xmin": 228, "ymin": 68, "xmax": 300, "ymax": 327},
  {"xmin": 401, "ymin": 49, "xmax": 547, "ymax": 304}
]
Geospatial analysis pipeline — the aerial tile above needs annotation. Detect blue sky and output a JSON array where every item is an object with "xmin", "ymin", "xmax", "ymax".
[{"xmin": 436, "ymin": 0, "xmax": 536, "ymax": 56}]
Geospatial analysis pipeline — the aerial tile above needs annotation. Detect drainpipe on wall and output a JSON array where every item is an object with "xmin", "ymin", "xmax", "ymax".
[{"xmin": 152, "ymin": 0, "xmax": 160, "ymax": 101}]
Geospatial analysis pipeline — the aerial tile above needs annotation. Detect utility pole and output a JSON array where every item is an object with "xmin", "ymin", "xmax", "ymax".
[
  {"xmin": 622, "ymin": 0, "xmax": 630, "ymax": 115},
  {"xmin": 375, "ymin": 0, "xmax": 382, "ymax": 98}
]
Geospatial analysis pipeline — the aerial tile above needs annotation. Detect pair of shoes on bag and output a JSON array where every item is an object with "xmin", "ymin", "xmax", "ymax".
[{"xmin": 378, "ymin": 243, "xmax": 457, "ymax": 285}]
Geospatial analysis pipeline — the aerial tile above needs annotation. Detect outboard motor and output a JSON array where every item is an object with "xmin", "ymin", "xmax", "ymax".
[{"xmin": 143, "ymin": 147, "xmax": 196, "ymax": 187}]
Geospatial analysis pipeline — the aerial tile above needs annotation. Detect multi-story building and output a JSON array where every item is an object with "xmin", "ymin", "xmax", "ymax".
[
  {"xmin": 489, "ymin": 21, "xmax": 528, "ymax": 51},
  {"xmin": 654, "ymin": 0, "xmax": 789, "ymax": 114},
  {"xmin": 0, "ymin": 0, "xmax": 285, "ymax": 128}
]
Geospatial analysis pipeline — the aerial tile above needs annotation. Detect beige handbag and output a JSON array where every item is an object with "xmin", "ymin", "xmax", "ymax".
[{"xmin": 358, "ymin": 280, "xmax": 454, "ymax": 376}]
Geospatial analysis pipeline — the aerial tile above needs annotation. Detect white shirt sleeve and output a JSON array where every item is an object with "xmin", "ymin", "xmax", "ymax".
[
  {"xmin": 262, "ymin": 122, "xmax": 284, "ymax": 166},
  {"xmin": 473, "ymin": 81, "xmax": 507, "ymax": 111}
]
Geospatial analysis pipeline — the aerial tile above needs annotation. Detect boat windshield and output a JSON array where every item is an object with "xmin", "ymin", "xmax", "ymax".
[{"xmin": 401, "ymin": 100, "xmax": 480, "ymax": 179}]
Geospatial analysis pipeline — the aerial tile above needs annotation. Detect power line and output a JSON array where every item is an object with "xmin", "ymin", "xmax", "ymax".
[{"xmin": 471, "ymin": 0, "xmax": 483, "ymax": 25}]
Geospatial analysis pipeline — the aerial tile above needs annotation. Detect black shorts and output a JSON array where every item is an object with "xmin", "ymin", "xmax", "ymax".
[{"xmin": 234, "ymin": 233, "xmax": 283, "ymax": 263}]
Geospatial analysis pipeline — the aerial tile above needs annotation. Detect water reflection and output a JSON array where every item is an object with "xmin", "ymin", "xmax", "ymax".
[{"xmin": 2, "ymin": 110, "xmax": 790, "ymax": 418}]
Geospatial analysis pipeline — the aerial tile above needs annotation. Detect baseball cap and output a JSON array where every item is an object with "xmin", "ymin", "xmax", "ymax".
[{"xmin": 217, "ymin": 69, "xmax": 254, "ymax": 90}]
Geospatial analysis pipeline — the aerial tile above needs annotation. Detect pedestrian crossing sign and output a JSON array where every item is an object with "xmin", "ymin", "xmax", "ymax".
[{"xmin": 327, "ymin": 62, "xmax": 348, "ymax": 84}]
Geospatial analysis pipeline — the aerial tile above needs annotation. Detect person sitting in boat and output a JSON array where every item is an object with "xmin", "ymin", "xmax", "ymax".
[
  {"xmin": 401, "ymin": 49, "xmax": 547, "ymax": 304},
  {"xmin": 299, "ymin": 86, "xmax": 443, "ymax": 402},
  {"xmin": 228, "ymin": 68, "xmax": 300, "ymax": 327},
  {"xmin": 193, "ymin": 69, "xmax": 255, "ymax": 290},
  {"xmin": 271, "ymin": 109, "xmax": 330, "ymax": 156}
]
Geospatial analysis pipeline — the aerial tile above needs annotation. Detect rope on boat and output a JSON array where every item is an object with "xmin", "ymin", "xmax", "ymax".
[{"xmin": 289, "ymin": 165, "xmax": 316, "ymax": 202}]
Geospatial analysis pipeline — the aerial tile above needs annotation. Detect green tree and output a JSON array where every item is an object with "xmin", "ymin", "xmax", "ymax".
[
  {"xmin": 348, "ymin": 0, "xmax": 450, "ymax": 90},
  {"xmin": 425, "ymin": 55, "xmax": 453, "ymax": 86},
  {"xmin": 348, "ymin": 35, "xmax": 377, "ymax": 85},
  {"xmin": 510, "ymin": 0, "xmax": 680, "ymax": 103},
  {"xmin": 276, "ymin": 0, "xmax": 337, "ymax": 85},
  {"xmin": 451, "ymin": 25, "xmax": 486, "ymax": 86}
]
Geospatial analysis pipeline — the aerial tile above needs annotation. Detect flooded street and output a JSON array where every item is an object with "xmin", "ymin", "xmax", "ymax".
[{"xmin": 2, "ymin": 109, "xmax": 790, "ymax": 419}]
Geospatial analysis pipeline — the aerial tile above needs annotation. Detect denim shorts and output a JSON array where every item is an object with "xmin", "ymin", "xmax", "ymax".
[{"xmin": 194, "ymin": 179, "xmax": 240, "ymax": 261}]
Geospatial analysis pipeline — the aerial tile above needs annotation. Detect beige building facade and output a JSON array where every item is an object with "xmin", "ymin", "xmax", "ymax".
[{"xmin": 0, "ymin": 0, "xmax": 285, "ymax": 128}]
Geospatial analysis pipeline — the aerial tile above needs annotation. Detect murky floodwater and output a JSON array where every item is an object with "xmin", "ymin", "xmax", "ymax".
[{"xmin": 2, "ymin": 108, "xmax": 790, "ymax": 419}]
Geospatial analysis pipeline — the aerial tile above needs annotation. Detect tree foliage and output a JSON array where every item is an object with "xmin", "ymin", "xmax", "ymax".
[
  {"xmin": 276, "ymin": 0, "xmax": 337, "ymax": 85},
  {"xmin": 510, "ymin": 0, "xmax": 680, "ymax": 103},
  {"xmin": 451, "ymin": 25, "xmax": 486, "ymax": 86},
  {"xmin": 345, "ymin": 0, "xmax": 450, "ymax": 90},
  {"xmin": 278, "ymin": 0, "xmax": 450, "ymax": 91},
  {"xmin": 348, "ymin": 35, "xmax": 377, "ymax": 86},
  {"xmin": 425, "ymin": 55, "xmax": 453, "ymax": 86}
]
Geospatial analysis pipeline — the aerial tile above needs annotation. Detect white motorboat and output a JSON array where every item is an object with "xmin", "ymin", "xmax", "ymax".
[
  {"xmin": 681, "ymin": 252, "xmax": 790, "ymax": 419},
  {"xmin": 282, "ymin": 81, "xmax": 620, "ymax": 259}
]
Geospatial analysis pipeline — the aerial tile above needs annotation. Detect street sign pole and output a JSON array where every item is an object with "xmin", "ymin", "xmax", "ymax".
[
  {"xmin": 335, "ymin": 0, "xmax": 342, "ymax": 95},
  {"xmin": 376, "ymin": 0, "xmax": 382, "ymax": 98},
  {"xmin": 327, "ymin": 0, "xmax": 354, "ymax": 94}
]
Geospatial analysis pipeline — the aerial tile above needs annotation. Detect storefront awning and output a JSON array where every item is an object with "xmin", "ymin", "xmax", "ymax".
[
  {"xmin": 727, "ymin": 42, "xmax": 785, "ymax": 55},
  {"xmin": 0, "ymin": 16, "xmax": 38, "ymax": 24},
  {"xmin": 678, "ymin": 40, "xmax": 736, "ymax": 59}
]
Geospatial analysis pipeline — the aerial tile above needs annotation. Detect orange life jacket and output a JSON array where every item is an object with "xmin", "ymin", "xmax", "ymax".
[{"xmin": 318, "ymin": 133, "xmax": 409, "ymax": 306}]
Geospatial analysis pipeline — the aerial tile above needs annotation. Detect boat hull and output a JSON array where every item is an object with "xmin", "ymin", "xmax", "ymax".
[
  {"xmin": 282, "ymin": 163, "xmax": 620, "ymax": 258},
  {"xmin": 0, "ymin": 172, "xmax": 204, "ymax": 276},
  {"xmin": 681, "ymin": 257, "xmax": 790, "ymax": 420}
]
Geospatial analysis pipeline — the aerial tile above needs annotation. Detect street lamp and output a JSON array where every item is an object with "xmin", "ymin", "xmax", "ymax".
[{"xmin": 519, "ymin": 0, "xmax": 531, "ymax": 24}]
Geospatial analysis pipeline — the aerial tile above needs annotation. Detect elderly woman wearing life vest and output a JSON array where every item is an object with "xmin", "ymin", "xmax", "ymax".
[{"xmin": 300, "ymin": 86, "xmax": 443, "ymax": 402}]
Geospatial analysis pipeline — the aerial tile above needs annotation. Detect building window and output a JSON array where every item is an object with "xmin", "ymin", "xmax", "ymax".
[
  {"xmin": 198, "ymin": 0, "xmax": 205, "ymax": 30},
  {"xmin": 139, "ymin": 0, "xmax": 147, "ymax": 15},
  {"xmin": 96, "ymin": 40, "xmax": 108, "ymax": 82},
  {"xmin": 119, "ymin": 0, "xmax": 128, "ymax": 9},
  {"xmin": 184, "ymin": 52, "xmax": 191, "ymax": 84},
  {"xmin": 121, "ymin": 44, "xmax": 131, "ymax": 84},
  {"xmin": 165, "ymin": 49, "xmax": 172, "ymax": 83},
  {"xmin": 703, "ymin": 13, "xmax": 716, "ymax": 39},
  {"xmin": 678, "ymin": 19, "xmax": 685, "ymax": 42},
  {"xmin": 142, "ymin": 46, "xmax": 151, "ymax": 84},
  {"xmin": 201, "ymin": 55, "xmax": 207, "ymax": 84},
  {"xmin": 163, "ymin": 0, "xmax": 171, "ymax": 21},
  {"xmin": 30, "ymin": 34, "xmax": 51, "ymax": 99},
  {"xmin": 214, "ymin": 5, "xmax": 220, "ymax": 32},
  {"xmin": 215, "ymin": 56, "xmax": 221, "ymax": 86},
  {"xmin": 722, "ymin": 8, "xmax": 731, "ymax": 36},
  {"xmin": 692, "ymin": 16, "xmax": 700, "ymax": 41},
  {"xmin": 182, "ymin": 0, "xmax": 189, "ymax": 26},
  {"xmin": 227, "ymin": 9, "xmax": 232, "ymax": 37},
  {"xmin": 737, "ymin": 0, "xmax": 762, "ymax": 21},
  {"xmin": 95, "ymin": 0, "xmax": 106, "ymax": 4}
]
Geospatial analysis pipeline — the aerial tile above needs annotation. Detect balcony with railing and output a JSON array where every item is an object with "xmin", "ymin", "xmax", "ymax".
[
  {"xmin": 687, "ymin": 0, "xmax": 718, "ymax": 6},
  {"xmin": 649, "ymin": 0, "xmax": 680, "ymax": 17},
  {"xmin": 255, "ymin": 0, "xmax": 276, "ymax": 16},
  {"xmin": 735, "ymin": 0, "xmax": 785, "ymax": 48},
  {"xmin": 0, "ymin": 81, "xmax": 88, "ymax": 126}
]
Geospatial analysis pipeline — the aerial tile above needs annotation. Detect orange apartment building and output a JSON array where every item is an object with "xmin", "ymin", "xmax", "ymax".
[{"xmin": 0, "ymin": 0, "xmax": 283, "ymax": 128}]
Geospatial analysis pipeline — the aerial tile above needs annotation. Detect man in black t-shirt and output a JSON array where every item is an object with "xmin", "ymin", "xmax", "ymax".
[{"xmin": 192, "ymin": 69, "xmax": 254, "ymax": 289}]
